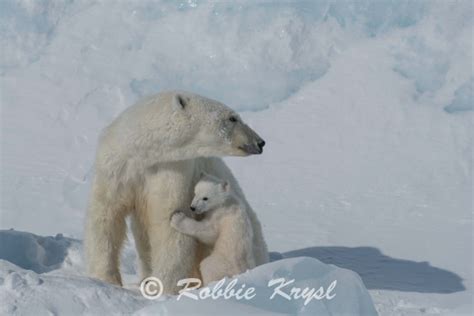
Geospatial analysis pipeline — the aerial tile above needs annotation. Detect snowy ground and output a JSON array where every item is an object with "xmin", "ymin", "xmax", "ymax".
[
  {"xmin": 0, "ymin": 230, "xmax": 377, "ymax": 315},
  {"xmin": 1, "ymin": 0, "xmax": 472, "ymax": 315}
]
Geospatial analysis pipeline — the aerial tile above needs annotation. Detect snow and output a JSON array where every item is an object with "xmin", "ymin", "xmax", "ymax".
[
  {"xmin": 1, "ymin": 0, "xmax": 473, "ymax": 315},
  {"xmin": 445, "ymin": 78, "xmax": 474, "ymax": 113},
  {"xmin": 0, "ymin": 258, "xmax": 146, "ymax": 315},
  {"xmin": 137, "ymin": 256, "xmax": 376, "ymax": 315},
  {"xmin": 0, "ymin": 230, "xmax": 377, "ymax": 316}
]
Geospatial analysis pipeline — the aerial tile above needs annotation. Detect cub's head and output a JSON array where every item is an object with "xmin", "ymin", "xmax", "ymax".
[
  {"xmin": 190, "ymin": 173, "xmax": 230, "ymax": 214},
  {"xmin": 167, "ymin": 92, "xmax": 265, "ymax": 158}
]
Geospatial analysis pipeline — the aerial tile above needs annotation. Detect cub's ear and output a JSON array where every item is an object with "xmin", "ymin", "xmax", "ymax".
[
  {"xmin": 221, "ymin": 181, "xmax": 230, "ymax": 192},
  {"xmin": 173, "ymin": 94, "xmax": 189, "ymax": 110}
]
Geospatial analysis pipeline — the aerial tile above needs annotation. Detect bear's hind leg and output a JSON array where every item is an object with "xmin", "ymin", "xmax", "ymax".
[
  {"xmin": 85, "ymin": 208, "xmax": 126, "ymax": 286},
  {"xmin": 131, "ymin": 213, "xmax": 152, "ymax": 279}
]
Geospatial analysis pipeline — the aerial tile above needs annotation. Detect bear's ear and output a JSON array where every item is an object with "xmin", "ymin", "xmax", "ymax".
[
  {"xmin": 221, "ymin": 181, "xmax": 230, "ymax": 192},
  {"xmin": 173, "ymin": 94, "xmax": 188, "ymax": 110}
]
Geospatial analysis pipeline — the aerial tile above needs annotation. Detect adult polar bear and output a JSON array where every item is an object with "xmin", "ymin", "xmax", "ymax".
[{"xmin": 84, "ymin": 91, "xmax": 269, "ymax": 293}]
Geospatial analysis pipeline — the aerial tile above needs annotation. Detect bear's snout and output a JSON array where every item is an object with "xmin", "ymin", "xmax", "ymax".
[{"xmin": 239, "ymin": 139, "xmax": 265, "ymax": 155}]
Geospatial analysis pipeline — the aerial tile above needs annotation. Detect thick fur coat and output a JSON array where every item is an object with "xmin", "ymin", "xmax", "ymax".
[
  {"xmin": 84, "ymin": 91, "xmax": 268, "ymax": 293},
  {"xmin": 170, "ymin": 175, "xmax": 257, "ymax": 285}
]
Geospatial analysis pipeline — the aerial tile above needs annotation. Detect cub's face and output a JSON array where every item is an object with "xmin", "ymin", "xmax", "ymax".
[
  {"xmin": 190, "ymin": 178, "xmax": 230, "ymax": 214},
  {"xmin": 171, "ymin": 93, "xmax": 266, "ymax": 158}
]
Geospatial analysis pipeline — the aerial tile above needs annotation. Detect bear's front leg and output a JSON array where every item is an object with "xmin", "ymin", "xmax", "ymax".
[
  {"xmin": 148, "ymin": 218, "xmax": 197, "ymax": 294},
  {"xmin": 144, "ymin": 162, "xmax": 198, "ymax": 294}
]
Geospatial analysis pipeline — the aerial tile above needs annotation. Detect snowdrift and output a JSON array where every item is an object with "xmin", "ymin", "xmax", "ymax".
[{"xmin": 0, "ymin": 230, "xmax": 376, "ymax": 315}]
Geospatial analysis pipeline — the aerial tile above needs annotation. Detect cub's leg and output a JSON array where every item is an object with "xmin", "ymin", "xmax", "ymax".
[{"xmin": 200, "ymin": 254, "xmax": 231, "ymax": 286}]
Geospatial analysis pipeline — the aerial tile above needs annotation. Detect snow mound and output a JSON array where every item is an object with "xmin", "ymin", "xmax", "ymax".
[
  {"xmin": 137, "ymin": 257, "xmax": 377, "ymax": 316},
  {"xmin": 0, "ymin": 230, "xmax": 376, "ymax": 315},
  {"xmin": 0, "ymin": 230, "xmax": 82, "ymax": 274},
  {"xmin": 0, "ymin": 260, "xmax": 147, "ymax": 315}
]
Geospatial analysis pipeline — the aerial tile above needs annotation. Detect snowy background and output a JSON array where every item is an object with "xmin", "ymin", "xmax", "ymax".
[{"xmin": 0, "ymin": 0, "xmax": 472, "ymax": 315}]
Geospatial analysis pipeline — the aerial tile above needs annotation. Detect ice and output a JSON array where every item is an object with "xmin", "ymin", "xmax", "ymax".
[
  {"xmin": 1, "ymin": 1, "xmax": 470, "ymax": 110},
  {"xmin": 0, "ymin": 0, "xmax": 69, "ymax": 72},
  {"xmin": 393, "ymin": 37, "xmax": 450, "ymax": 94}
]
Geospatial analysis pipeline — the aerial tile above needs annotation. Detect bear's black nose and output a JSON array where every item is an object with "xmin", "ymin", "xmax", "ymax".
[
  {"xmin": 190, "ymin": 206, "xmax": 196, "ymax": 212},
  {"xmin": 257, "ymin": 140, "xmax": 265, "ymax": 151}
]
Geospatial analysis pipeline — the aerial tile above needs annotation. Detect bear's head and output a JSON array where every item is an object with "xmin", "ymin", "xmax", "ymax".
[
  {"xmin": 190, "ymin": 173, "xmax": 230, "ymax": 214},
  {"xmin": 161, "ymin": 92, "xmax": 265, "ymax": 159}
]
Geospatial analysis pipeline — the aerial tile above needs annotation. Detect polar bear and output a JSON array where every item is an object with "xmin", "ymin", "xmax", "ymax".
[
  {"xmin": 170, "ymin": 173, "xmax": 256, "ymax": 285},
  {"xmin": 84, "ymin": 91, "xmax": 269, "ymax": 293}
]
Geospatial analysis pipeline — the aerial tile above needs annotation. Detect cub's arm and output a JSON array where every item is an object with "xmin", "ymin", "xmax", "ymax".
[{"xmin": 170, "ymin": 211, "xmax": 218, "ymax": 245}]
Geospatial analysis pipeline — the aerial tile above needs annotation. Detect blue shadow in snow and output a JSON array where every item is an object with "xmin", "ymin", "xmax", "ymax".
[
  {"xmin": 0, "ymin": 229, "xmax": 78, "ymax": 273},
  {"xmin": 270, "ymin": 246, "xmax": 465, "ymax": 294}
]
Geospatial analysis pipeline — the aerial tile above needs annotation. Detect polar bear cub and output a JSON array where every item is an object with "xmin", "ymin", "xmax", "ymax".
[{"xmin": 170, "ymin": 173, "xmax": 256, "ymax": 285}]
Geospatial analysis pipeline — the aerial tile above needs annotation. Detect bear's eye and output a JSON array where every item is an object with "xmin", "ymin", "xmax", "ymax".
[
  {"xmin": 203, "ymin": 197, "xmax": 208, "ymax": 201},
  {"xmin": 229, "ymin": 116, "xmax": 238, "ymax": 123}
]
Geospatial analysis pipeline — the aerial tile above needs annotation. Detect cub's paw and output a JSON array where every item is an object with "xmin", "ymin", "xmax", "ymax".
[{"xmin": 170, "ymin": 210, "xmax": 186, "ymax": 228}]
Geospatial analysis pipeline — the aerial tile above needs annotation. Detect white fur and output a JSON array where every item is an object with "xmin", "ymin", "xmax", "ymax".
[
  {"xmin": 170, "ymin": 175, "xmax": 256, "ymax": 285},
  {"xmin": 84, "ymin": 91, "xmax": 268, "ymax": 293}
]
